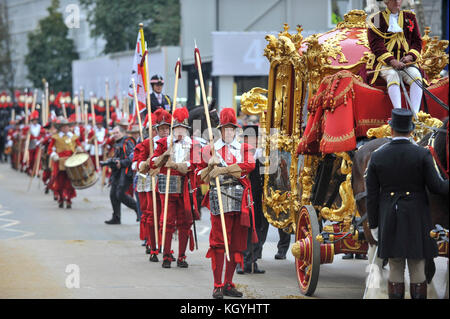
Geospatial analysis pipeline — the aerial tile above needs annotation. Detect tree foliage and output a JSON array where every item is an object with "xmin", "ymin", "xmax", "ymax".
[
  {"xmin": 80, "ymin": 0, "xmax": 180, "ymax": 54},
  {"xmin": 25, "ymin": 0, "xmax": 79, "ymax": 92},
  {"xmin": 0, "ymin": 2, "xmax": 14, "ymax": 94}
]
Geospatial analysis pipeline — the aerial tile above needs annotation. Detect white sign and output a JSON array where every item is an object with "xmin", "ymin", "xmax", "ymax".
[{"xmin": 212, "ymin": 32, "xmax": 275, "ymax": 76}]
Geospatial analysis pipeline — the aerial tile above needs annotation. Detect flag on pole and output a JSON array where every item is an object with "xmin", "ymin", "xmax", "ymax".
[{"xmin": 128, "ymin": 25, "xmax": 148, "ymax": 119}]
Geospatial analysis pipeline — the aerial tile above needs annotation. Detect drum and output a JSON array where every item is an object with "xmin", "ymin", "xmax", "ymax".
[{"xmin": 64, "ymin": 153, "xmax": 98, "ymax": 189}]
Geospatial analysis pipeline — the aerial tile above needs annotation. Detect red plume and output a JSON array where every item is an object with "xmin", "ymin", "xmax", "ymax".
[
  {"xmin": 219, "ymin": 108, "xmax": 239, "ymax": 127},
  {"xmin": 173, "ymin": 107, "xmax": 189, "ymax": 124}
]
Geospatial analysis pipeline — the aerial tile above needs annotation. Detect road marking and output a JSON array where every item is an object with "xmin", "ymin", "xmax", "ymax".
[{"xmin": 0, "ymin": 204, "xmax": 35, "ymax": 240}]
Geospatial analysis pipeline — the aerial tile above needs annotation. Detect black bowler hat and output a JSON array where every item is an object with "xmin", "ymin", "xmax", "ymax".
[
  {"xmin": 388, "ymin": 109, "xmax": 415, "ymax": 133},
  {"xmin": 241, "ymin": 125, "xmax": 259, "ymax": 137}
]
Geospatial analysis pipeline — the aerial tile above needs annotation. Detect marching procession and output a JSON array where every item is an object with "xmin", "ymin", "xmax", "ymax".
[{"xmin": 1, "ymin": 0, "xmax": 449, "ymax": 303}]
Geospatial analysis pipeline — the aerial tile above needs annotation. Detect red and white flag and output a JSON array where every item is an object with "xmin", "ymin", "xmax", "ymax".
[{"xmin": 128, "ymin": 30, "xmax": 148, "ymax": 118}]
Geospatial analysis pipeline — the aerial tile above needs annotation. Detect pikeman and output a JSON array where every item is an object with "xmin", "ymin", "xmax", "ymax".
[
  {"xmin": 136, "ymin": 108, "xmax": 171, "ymax": 260},
  {"xmin": 148, "ymin": 107, "xmax": 200, "ymax": 268},
  {"xmin": 196, "ymin": 107, "xmax": 257, "ymax": 299},
  {"xmin": 48, "ymin": 116, "xmax": 83, "ymax": 208},
  {"xmin": 40, "ymin": 120, "xmax": 57, "ymax": 195},
  {"xmin": 85, "ymin": 115, "xmax": 107, "ymax": 171},
  {"xmin": 24, "ymin": 110, "xmax": 45, "ymax": 176}
]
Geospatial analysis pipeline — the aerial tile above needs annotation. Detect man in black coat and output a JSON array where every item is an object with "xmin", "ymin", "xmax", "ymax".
[
  {"xmin": 105, "ymin": 125, "xmax": 138, "ymax": 225},
  {"xmin": 138, "ymin": 75, "xmax": 172, "ymax": 120},
  {"xmin": 366, "ymin": 108, "xmax": 449, "ymax": 299},
  {"xmin": 236, "ymin": 125, "xmax": 269, "ymax": 274}
]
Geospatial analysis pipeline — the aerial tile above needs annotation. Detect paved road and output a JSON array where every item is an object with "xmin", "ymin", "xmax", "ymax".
[{"xmin": 0, "ymin": 162, "xmax": 447, "ymax": 299}]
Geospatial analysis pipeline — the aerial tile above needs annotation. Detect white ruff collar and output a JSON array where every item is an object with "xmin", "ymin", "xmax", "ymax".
[{"xmin": 388, "ymin": 13, "xmax": 403, "ymax": 33}]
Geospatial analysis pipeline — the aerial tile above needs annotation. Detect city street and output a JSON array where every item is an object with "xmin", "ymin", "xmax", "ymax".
[{"xmin": 0, "ymin": 162, "xmax": 447, "ymax": 299}]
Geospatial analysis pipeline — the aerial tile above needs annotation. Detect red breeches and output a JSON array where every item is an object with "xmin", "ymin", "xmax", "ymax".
[{"xmin": 52, "ymin": 171, "xmax": 76, "ymax": 203}]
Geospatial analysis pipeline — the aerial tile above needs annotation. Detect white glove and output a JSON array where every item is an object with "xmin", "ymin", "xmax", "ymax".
[
  {"xmin": 371, "ymin": 228, "xmax": 378, "ymax": 242},
  {"xmin": 50, "ymin": 152, "xmax": 59, "ymax": 162}
]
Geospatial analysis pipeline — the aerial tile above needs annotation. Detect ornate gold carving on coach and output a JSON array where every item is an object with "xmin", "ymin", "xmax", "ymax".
[
  {"xmin": 319, "ymin": 152, "xmax": 355, "ymax": 226},
  {"xmin": 298, "ymin": 155, "xmax": 319, "ymax": 207},
  {"xmin": 302, "ymin": 35, "xmax": 328, "ymax": 95},
  {"xmin": 263, "ymin": 188, "xmax": 299, "ymax": 232},
  {"xmin": 336, "ymin": 10, "xmax": 367, "ymax": 29},
  {"xmin": 420, "ymin": 27, "xmax": 449, "ymax": 83},
  {"xmin": 240, "ymin": 87, "xmax": 268, "ymax": 116},
  {"xmin": 323, "ymin": 29, "xmax": 349, "ymax": 64},
  {"xmin": 367, "ymin": 111, "xmax": 443, "ymax": 140}
]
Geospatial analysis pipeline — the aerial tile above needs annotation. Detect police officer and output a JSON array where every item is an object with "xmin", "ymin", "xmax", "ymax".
[
  {"xmin": 105, "ymin": 125, "xmax": 138, "ymax": 224},
  {"xmin": 149, "ymin": 75, "xmax": 172, "ymax": 113},
  {"xmin": 366, "ymin": 108, "xmax": 449, "ymax": 299}
]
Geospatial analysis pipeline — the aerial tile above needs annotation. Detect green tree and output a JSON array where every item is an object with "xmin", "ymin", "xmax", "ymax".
[
  {"xmin": 80, "ymin": 0, "xmax": 180, "ymax": 54},
  {"xmin": 0, "ymin": 1, "xmax": 14, "ymax": 95},
  {"xmin": 25, "ymin": 0, "xmax": 78, "ymax": 92}
]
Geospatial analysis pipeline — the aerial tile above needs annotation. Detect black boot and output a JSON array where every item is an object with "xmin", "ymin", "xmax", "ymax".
[
  {"xmin": 342, "ymin": 253, "xmax": 354, "ymax": 259},
  {"xmin": 252, "ymin": 262, "xmax": 265, "ymax": 274},
  {"xmin": 177, "ymin": 255, "xmax": 188, "ymax": 268},
  {"xmin": 388, "ymin": 281, "xmax": 405, "ymax": 299},
  {"xmin": 274, "ymin": 252, "xmax": 286, "ymax": 260},
  {"xmin": 236, "ymin": 263, "xmax": 245, "ymax": 275},
  {"xmin": 149, "ymin": 253, "xmax": 159, "ymax": 262},
  {"xmin": 212, "ymin": 286, "xmax": 223, "ymax": 299},
  {"xmin": 355, "ymin": 254, "xmax": 367, "ymax": 260},
  {"xmin": 410, "ymin": 281, "xmax": 427, "ymax": 299},
  {"xmin": 223, "ymin": 283, "xmax": 243, "ymax": 298},
  {"xmin": 105, "ymin": 217, "xmax": 120, "ymax": 225},
  {"xmin": 162, "ymin": 254, "xmax": 172, "ymax": 268},
  {"xmin": 58, "ymin": 201, "xmax": 64, "ymax": 208}
]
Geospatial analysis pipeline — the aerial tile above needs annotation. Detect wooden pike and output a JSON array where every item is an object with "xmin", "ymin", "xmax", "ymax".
[
  {"xmin": 23, "ymin": 91, "xmax": 38, "ymax": 165},
  {"xmin": 27, "ymin": 146, "xmax": 42, "ymax": 191},
  {"xmin": 161, "ymin": 59, "xmax": 181, "ymax": 254},
  {"xmin": 194, "ymin": 43, "xmax": 230, "ymax": 261},
  {"xmin": 105, "ymin": 79, "xmax": 110, "ymax": 128},
  {"xmin": 90, "ymin": 97, "xmax": 100, "ymax": 170},
  {"xmin": 144, "ymin": 41, "xmax": 161, "ymax": 249}
]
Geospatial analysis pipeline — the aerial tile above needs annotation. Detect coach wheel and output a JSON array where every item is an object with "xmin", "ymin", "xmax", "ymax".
[{"xmin": 294, "ymin": 205, "xmax": 321, "ymax": 296}]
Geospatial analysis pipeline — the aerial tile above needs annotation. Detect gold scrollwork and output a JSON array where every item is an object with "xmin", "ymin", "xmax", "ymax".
[
  {"xmin": 367, "ymin": 111, "xmax": 443, "ymax": 141},
  {"xmin": 240, "ymin": 87, "xmax": 268, "ymax": 116},
  {"xmin": 420, "ymin": 27, "xmax": 449, "ymax": 83},
  {"xmin": 336, "ymin": 10, "xmax": 368, "ymax": 29},
  {"xmin": 319, "ymin": 152, "xmax": 355, "ymax": 228}
]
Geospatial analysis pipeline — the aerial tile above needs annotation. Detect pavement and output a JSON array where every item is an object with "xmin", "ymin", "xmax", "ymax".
[{"xmin": 0, "ymin": 161, "xmax": 448, "ymax": 299}]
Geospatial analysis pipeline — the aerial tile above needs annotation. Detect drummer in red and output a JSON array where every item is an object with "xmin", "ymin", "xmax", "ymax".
[
  {"xmin": 48, "ymin": 117, "xmax": 83, "ymax": 208},
  {"xmin": 149, "ymin": 107, "xmax": 201, "ymax": 268},
  {"xmin": 134, "ymin": 109, "xmax": 171, "ymax": 261},
  {"xmin": 196, "ymin": 107, "xmax": 257, "ymax": 299}
]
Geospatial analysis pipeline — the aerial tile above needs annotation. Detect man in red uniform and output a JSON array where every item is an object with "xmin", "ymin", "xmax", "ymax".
[
  {"xmin": 135, "ymin": 109, "xmax": 171, "ymax": 261},
  {"xmin": 149, "ymin": 107, "xmax": 200, "ymax": 268},
  {"xmin": 85, "ymin": 115, "xmax": 107, "ymax": 171},
  {"xmin": 48, "ymin": 117, "xmax": 83, "ymax": 208},
  {"xmin": 40, "ymin": 121, "xmax": 57, "ymax": 195},
  {"xmin": 367, "ymin": 0, "xmax": 423, "ymax": 115},
  {"xmin": 196, "ymin": 107, "xmax": 257, "ymax": 299},
  {"xmin": 24, "ymin": 110, "xmax": 45, "ymax": 175}
]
